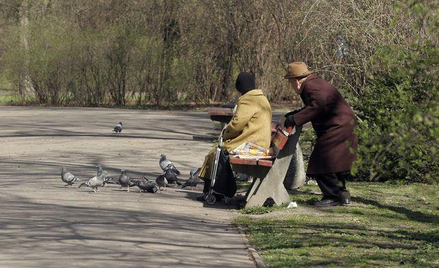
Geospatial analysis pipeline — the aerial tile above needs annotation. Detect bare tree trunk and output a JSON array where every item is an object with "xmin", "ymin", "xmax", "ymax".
[{"xmin": 19, "ymin": 0, "xmax": 34, "ymax": 99}]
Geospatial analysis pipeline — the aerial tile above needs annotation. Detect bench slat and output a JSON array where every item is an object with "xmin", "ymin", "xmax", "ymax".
[
  {"xmin": 257, "ymin": 160, "xmax": 274, "ymax": 167},
  {"xmin": 230, "ymin": 157, "xmax": 258, "ymax": 166},
  {"xmin": 229, "ymin": 157, "xmax": 274, "ymax": 167},
  {"xmin": 207, "ymin": 107, "xmax": 233, "ymax": 116},
  {"xmin": 207, "ymin": 107, "xmax": 234, "ymax": 124}
]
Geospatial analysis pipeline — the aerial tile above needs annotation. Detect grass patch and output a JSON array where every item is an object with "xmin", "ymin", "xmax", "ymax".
[
  {"xmin": 0, "ymin": 94, "xmax": 39, "ymax": 106},
  {"xmin": 240, "ymin": 204, "xmax": 287, "ymax": 215},
  {"xmin": 0, "ymin": 94, "xmax": 21, "ymax": 105},
  {"xmin": 234, "ymin": 182, "xmax": 439, "ymax": 267}
]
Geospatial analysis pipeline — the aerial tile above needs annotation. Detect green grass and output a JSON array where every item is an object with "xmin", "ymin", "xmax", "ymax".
[
  {"xmin": 0, "ymin": 94, "xmax": 36, "ymax": 105},
  {"xmin": 234, "ymin": 182, "xmax": 439, "ymax": 267},
  {"xmin": 0, "ymin": 94, "xmax": 19, "ymax": 105}
]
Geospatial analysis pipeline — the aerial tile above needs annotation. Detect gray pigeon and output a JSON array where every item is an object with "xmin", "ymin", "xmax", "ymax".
[
  {"xmin": 61, "ymin": 166, "xmax": 79, "ymax": 187},
  {"xmin": 164, "ymin": 169, "xmax": 182, "ymax": 186},
  {"xmin": 159, "ymin": 154, "xmax": 180, "ymax": 175},
  {"xmin": 136, "ymin": 177, "xmax": 158, "ymax": 193},
  {"xmin": 97, "ymin": 165, "xmax": 112, "ymax": 186},
  {"xmin": 78, "ymin": 169, "xmax": 108, "ymax": 193},
  {"xmin": 113, "ymin": 122, "xmax": 123, "ymax": 133},
  {"xmin": 97, "ymin": 165, "xmax": 111, "ymax": 177},
  {"xmin": 103, "ymin": 176, "xmax": 113, "ymax": 186},
  {"xmin": 118, "ymin": 169, "xmax": 132, "ymax": 192},
  {"xmin": 182, "ymin": 168, "xmax": 201, "ymax": 189},
  {"xmin": 155, "ymin": 174, "xmax": 168, "ymax": 191}
]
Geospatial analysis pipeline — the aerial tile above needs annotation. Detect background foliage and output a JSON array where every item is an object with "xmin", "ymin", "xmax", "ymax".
[{"xmin": 0, "ymin": 0, "xmax": 437, "ymax": 183}]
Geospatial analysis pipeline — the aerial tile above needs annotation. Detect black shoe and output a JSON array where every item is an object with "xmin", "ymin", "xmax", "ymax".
[
  {"xmin": 196, "ymin": 194, "xmax": 206, "ymax": 202},
  {"xmin": 314, "ymin": 198, "xmax": 342, "ymax": 207},
  {"xmin": 340, "ymin": 191, "xmax": 351, "ymax": 206}
]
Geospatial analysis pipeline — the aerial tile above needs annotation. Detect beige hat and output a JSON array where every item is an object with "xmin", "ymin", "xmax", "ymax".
[{"xmin": 284, "ymin": 62, "xmax": 314, "ymax": 79}]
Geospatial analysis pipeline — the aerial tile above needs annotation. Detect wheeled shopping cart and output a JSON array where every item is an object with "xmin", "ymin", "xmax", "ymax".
[{"xmin": 205, "ymin": 127, "xmax": 236, "ymax": 205}]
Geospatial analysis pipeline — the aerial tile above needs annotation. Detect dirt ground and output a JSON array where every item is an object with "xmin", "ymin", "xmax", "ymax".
[{"xmin": 0, "ymin": 106, "xmax": 257, "ymax": 268}]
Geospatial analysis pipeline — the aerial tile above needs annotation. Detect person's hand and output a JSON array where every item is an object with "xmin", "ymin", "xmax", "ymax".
[{"xmin": 284, "ymin": 115, "xmax": 295, "ymax": 128}]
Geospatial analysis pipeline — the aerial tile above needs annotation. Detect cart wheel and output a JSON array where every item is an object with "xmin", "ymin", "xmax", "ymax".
[{"xmin": 206, "ymin": 194, "xmax": 216, "ymax": 205}]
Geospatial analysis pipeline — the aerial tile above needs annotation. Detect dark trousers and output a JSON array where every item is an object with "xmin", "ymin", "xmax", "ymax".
[{"xmin": 314, "ymin": 172, "xmax": 349, "ymax": 200}]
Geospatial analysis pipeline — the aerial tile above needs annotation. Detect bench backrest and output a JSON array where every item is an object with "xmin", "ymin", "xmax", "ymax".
[{"xmin": 207, "ymin": 107, "xmax": 233, "ymax": 117}]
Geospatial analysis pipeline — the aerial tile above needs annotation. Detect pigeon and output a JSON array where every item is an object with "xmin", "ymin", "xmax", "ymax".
[
  {"xmin": 118, "ymin": 169, "xmax": 132, "ymax": 192},
  {"xmin": 155, "ymin": 173, "xmax": 168, "ymax": 191},
  {"xmin": 61, "ymin": 166, "xmax": 79, "ymax": 187},
  {"xmin": 97, "ymin": 165, "xmax": 104, "ymax": 176},
  {"xmin": 107, "ymin": 176, "xmax": 119, "ymax": 185},
  {"xmin": 78, "ymin": 168, "xmax": 108, "ymax": 193},
  {"xmin": 113, "ymin": 122, "xmax": 123, "ymax": 133},
  {"xmin": 103, "ymin": 176, "xmax": 114, "ymax": 186},
  {"xmin": 164, "ymin": 169, "xmax": 182, "ymax": 186},
  {"xmin": 182, "ymin": 167, "xmax": 201, "ymax": 189},
  {"xmin": 159, "ymin": 154, "xmax": 180, "ymax": 175},
  {"xmin": 97, "ymin": 165, "xmax": 112, "ymax": 186},
  {"xmin": 135, "ymin": 177, "xmax": 158, "ymax": 193}
]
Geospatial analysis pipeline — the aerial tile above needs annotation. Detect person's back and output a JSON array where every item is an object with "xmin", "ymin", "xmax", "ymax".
[
  {"xmin": 223, "ymin": 86, "xmax": 272, "ymax": 152},
  {"xmin": 294, "ymin": 75, "xmax": 355, "ymax": 139}
]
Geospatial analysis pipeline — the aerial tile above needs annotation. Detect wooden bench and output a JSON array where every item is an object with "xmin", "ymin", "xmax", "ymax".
[
  {"xmin": 192, "ymin": 107, "xmax": 234, "ymax": 141},
  {"xmin": 229, "ymin": 122, "xmax": 303, "ymax": 208},
  {"xmin": 207, "ymin": 107, "xmax": 234, "ymax": 124}
]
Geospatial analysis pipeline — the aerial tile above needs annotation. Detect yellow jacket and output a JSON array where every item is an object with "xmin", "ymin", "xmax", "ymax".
[{"xmin": 223, "ymin": 89, "xmax": 272, "ymax": 151}]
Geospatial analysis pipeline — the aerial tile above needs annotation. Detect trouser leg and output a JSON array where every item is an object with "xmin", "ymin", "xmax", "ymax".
[
  {"xmin": 336, "ymin": 172, "xmax": 351, "ymax": 204},
  {"xmin": 203, "ymin": 179, "xmax": 211, "ymax": 193},
  {"xmin": 315, "ymin": 173, "xmax": 347, "ymax": 200},
  {"xmin": 336, "ymin": 172, "xmax": 347, "ymax": 191}
]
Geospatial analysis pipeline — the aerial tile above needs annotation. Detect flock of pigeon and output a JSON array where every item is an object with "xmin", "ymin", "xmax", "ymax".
[
  {"xmin": 61, "ymin": 155, "xmax": 202, "ymax": 193},
  {"xmin": 60, "ymin": 122, "xmax": 202, "ymax": 194}
]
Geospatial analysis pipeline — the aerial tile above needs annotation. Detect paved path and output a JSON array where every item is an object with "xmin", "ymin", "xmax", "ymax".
[{"xmin": 0, "ymin": 107, "xmax": 257, "ymax": 268}]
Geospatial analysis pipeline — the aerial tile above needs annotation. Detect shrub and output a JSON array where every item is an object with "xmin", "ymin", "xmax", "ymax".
[{"xmin": 352, "ymin": 1, "xmax": 439, "ymax": 183}]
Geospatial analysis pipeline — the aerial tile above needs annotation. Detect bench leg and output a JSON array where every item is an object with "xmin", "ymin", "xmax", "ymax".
[
  {"xmin": 245, "ymin": 178, "xmax": 261, "ymax": 202},
  {"xmin": 244, "ymin": 154, "xmax": 293, "ymax": 209},
  {"xmin": 242, "ymin": 125, "xmax": 303, "ymax": 209},
  {"xmin": 283, "ymin": 142, "xmax": 306, "ymax": 190},
  {"xmin": 245, "ymin": 180, "xmax": 290, "ymax": 208}
]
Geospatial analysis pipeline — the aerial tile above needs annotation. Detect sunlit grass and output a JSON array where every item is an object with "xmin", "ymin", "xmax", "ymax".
[
  {"xmin": 0, "ymin": 94, "xmax": 21, "ymax": 105},
  {"xmin": 234, "ymin": 182, "xmax": 439, "ymax": 267}
]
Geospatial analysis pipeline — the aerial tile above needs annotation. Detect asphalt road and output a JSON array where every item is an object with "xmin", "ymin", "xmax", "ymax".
[{"xmin": 0, "ymin": 106, "xmax": 257, "ymax": 268}]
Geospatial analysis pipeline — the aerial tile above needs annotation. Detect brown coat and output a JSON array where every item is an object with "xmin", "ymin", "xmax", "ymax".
[{"xmin": 292, "ymin": 74, "xmax": 357, "ymax": 175}]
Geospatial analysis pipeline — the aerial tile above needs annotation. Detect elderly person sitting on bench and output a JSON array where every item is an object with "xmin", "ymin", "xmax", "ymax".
[{"xmin": 197, "ymin": 72, "xmax": 272, "ymax": 201}]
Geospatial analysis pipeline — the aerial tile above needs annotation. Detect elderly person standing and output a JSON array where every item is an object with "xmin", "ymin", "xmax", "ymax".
[
  {"xmin": 283, "ymin": 62, "xmax": 357, "ymax": 207},
  {"xmin": 197, "ymin": 72, "xmax": 272, "ymax": 201}
]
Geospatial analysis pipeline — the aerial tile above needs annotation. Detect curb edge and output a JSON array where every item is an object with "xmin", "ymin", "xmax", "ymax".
[{"xmin": 237, "ymin": 226, "xmax": 267, "ymax": 268}]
